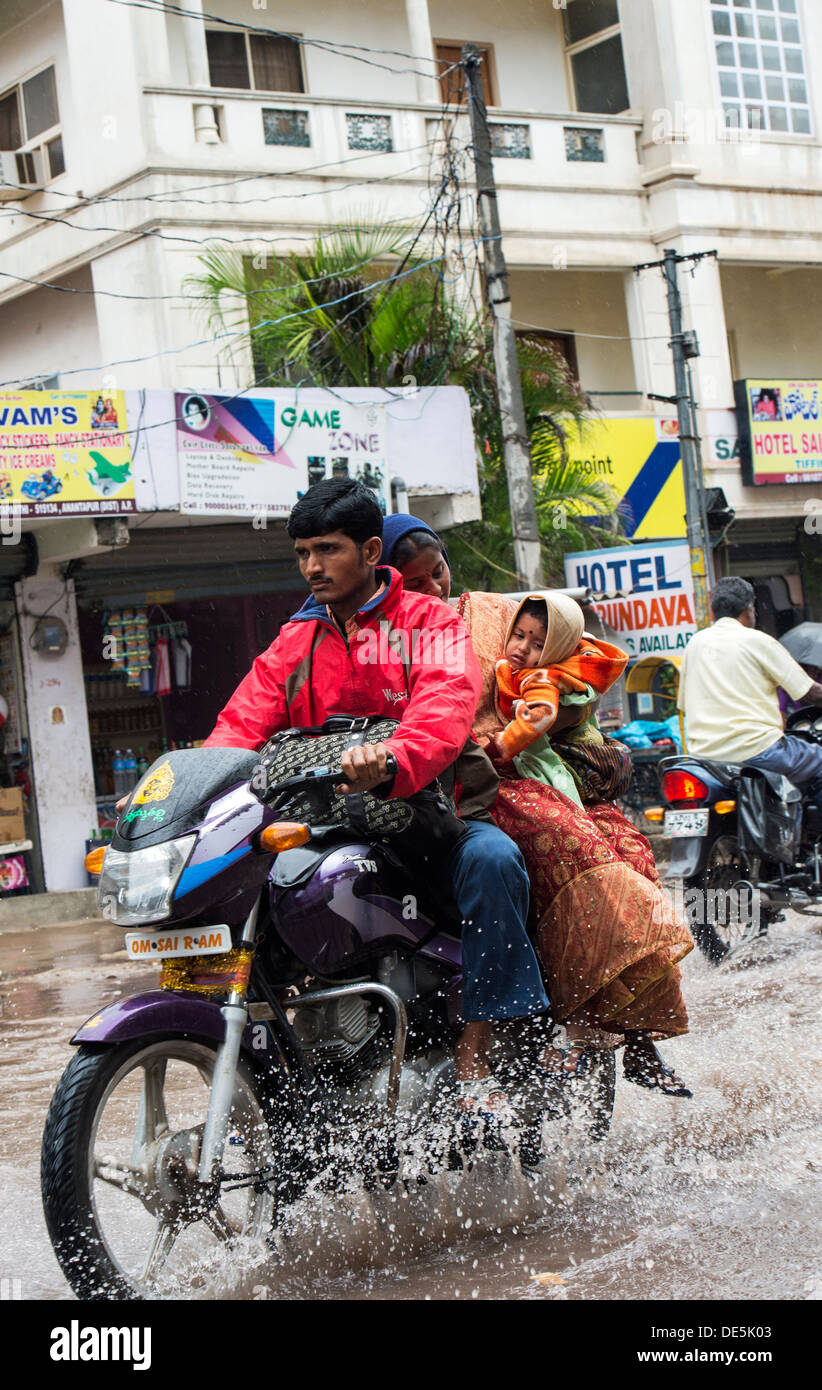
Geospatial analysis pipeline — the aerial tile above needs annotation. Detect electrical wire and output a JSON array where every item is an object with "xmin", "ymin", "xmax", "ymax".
[
  {"xmin": 0, "ymin": 233, "xmax": 487, "ymax": 421},
  {"xmin": 0, "ymin": 160, "xmax": 442, "ymax": 247},
  {"xmin": 0, "ymin": 138, "xmax": 461, "ymax": 208},
  {"xmin": 509, "ymin": 315, "xmax": 674, "ymax": 343},
  {"xmin": 0, "ymin": 224, "xmax": 473, "ymax": 302},
  {"xmin": 104, "ymin": 0, "xmax": 452, "ymax": 79}
]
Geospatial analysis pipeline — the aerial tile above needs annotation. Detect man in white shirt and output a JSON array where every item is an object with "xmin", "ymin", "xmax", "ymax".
[{"xmin": 678, "ymin": 576, "xmax": 822, "ymax": 808}]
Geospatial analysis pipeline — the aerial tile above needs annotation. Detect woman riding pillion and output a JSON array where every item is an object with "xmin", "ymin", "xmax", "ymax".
[{"xmin": 381, "ymin": 513, "xmax": 693, "ymax": 1099}]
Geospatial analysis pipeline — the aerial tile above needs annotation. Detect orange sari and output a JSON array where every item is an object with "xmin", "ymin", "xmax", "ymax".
[{"xmin": 458, "ymin": 591, "xmax": 692, "ymax": 1041}]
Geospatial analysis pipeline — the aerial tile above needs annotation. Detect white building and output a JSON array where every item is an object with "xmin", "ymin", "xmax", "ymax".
[{"xmin": 1, "ymin": 0, "xmax": 821, "ymax": 888}]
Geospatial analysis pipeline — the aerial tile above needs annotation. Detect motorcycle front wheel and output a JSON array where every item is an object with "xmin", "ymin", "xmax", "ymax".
[{"xmin": 41, "ymin": 1038, "xmax": 290, "ymax": 1300}]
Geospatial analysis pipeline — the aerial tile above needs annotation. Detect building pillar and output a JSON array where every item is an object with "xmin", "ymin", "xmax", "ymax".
[
  {"xmin": 15, "ymin": 575, "xmax": 97, "ymax": 892},
  {"xmin": 181, "ymin": 0, "xmax": 220, "ymax": 143},
  {"xmin": 404, "ymin": 0, "xmax": 441, "ymax": 105}
]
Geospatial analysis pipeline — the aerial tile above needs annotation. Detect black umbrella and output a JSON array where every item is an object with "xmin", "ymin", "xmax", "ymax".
[{"xmin": 779, "ymin": 622, "xmax": 822, "ymax": 667}]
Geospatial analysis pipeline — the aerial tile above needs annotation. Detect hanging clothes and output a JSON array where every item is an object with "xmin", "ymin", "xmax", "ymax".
[
  {"xmin": 154, "ymin": 636, "xmax": 171, "ymax": 697},
  {"xmin": 171, "ymin": 636, "xmax": 192, "ymax": 690}
]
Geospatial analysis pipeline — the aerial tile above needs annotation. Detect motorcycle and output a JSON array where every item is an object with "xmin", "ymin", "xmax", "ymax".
[
  {"xmin": 41, "ymin": 745, "xmax": 615, "ymax": 1300},
  {"xmin": 653, "ymin": 708, "xmax": 822, "ymax": 963}
]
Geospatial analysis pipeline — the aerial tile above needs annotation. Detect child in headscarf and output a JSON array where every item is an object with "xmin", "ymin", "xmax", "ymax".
[{"xmin": 491, "ymin": 593, "xmax": 628, "ymax": 808}]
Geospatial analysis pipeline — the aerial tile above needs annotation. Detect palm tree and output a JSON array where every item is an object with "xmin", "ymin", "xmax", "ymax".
[
  {"xmin": 187, "ymin": 223, "xmax": 481, "ymax": 390},
  {"xmin": 187, "ymin": 225, "xmax": 623, "ymax": 585}
]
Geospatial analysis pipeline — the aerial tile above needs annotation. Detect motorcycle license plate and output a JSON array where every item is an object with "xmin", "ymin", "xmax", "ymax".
[
  {"xmin": 124, "ymin": 925, "xmax": 232, "ymax": 961},
  {"xmin": 664, "ymin": 810, "xmax": 709, "ymax": 838}
]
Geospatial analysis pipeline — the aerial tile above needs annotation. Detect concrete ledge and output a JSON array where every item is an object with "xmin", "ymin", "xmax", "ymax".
[{"xmin": 0, "ymin": 888, "xmax": 102, "ymax": 932}]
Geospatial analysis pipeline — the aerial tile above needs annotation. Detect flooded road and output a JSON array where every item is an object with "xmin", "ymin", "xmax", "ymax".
[{"xmin": 1, "ymin": 909, "xmax": 821, "ymax": 1302}]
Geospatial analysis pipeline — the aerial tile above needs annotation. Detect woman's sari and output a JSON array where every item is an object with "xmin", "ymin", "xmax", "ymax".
[{"xmin": 458, "ymin": 591, "xmax": 692, "ymax": 1041}]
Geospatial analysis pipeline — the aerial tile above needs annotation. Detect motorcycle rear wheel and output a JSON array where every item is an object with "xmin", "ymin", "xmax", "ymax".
[
  {"xmin": 41, "ymin": 1038, "xmax": 288, "ymax": 1300},
  {"xmin": 686, "ymin": 833, "xmax": 760, "ymax": 963}
]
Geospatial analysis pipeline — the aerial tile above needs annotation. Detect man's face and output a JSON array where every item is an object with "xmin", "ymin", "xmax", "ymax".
[{"xmin": 293, "ymin": 530, "xmax": 377, "ymax": 606}]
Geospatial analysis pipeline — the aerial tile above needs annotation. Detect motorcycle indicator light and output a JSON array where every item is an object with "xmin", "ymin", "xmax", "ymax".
[
  {"xmin": 259, "ymin": 822, "xmax": 311, "ymax": 853},
  {"xmin": 715, "ymin": 799, "xmax": 736, "ymax": 814},
  {"xmin": 661, "ymin": 769, "xmax": 708, "ymax": 804},
  {"xmin": 84, "ymin": 846, "xmax": 106, "ymax": 876},
  {"xmin": 644, "ymin": 806, "xmax": 665, "ymax": 822}
]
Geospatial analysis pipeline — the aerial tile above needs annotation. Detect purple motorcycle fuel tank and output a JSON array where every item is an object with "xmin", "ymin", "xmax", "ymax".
[{"xmin": 270, "ymin": 840, "xmax": 451, "ymax": 975}]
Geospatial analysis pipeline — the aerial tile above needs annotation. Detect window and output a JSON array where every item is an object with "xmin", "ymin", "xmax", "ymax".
[
  {"xmin": 516, "ymin": 329, "xmax": 579, "ymax": 381},
  {"xmin": 562, "ymin": 1, "xmax": 630, "ymax": 115},
  {"xmin": 0, "ymin": 65, "xmax": 64, "ymax": 179},
  {"xmin": 711, "ymin": 0, "xmax": 811, "ymax": 134},
  {"xmin": 434, "ymin": 42, "xmax": 495, "ymax": 107},
  {"xmin": 206, "ymin": 30, "xmax": 304, "ymax": 93}
]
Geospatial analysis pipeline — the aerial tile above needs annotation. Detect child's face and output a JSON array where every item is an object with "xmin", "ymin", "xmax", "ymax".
[{"xmin": 505, "ymin": 615, "xmax": 547, "ymax": 672}]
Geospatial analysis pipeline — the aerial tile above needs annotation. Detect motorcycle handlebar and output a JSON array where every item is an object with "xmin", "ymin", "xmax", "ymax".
[{"xmin": 267, "ymin": 753, "xmax": 399, "ymax": 794}]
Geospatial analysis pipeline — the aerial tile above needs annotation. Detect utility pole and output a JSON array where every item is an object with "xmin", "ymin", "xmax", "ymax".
[
  {"xmin": 635, "ymin": 247, "xmax": 717, "ymax": 628},
  {"xmin": 463, "ymin": 45, "xmax": 543, "ymax": 590}
]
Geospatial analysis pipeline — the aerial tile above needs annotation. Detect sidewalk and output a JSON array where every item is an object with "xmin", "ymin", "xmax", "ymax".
[{"xmin": 0, "ymin": 889, "xmax": 102, "ymax": 933}]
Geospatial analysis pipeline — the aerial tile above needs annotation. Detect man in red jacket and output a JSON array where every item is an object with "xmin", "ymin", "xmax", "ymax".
[{"xmin": 204, "ymin": 477, "xmax": 548, "ymax": 1119}]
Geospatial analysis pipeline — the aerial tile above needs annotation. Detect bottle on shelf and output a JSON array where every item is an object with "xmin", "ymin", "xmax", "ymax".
[
  {"xmin": 124, "ymin": 748, "xmax": 138, "ymax": 791},
  {"xmin": 112, "ymin": 749, "xmax": 125, "ymax": 797},
  {"xmin": 137, "ymin": 748, "xmax": 149, "ymax": 778}
]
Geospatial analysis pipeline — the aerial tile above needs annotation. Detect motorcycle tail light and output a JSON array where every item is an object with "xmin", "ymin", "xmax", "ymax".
[{"xmin": 661, "ymin": 769, "xmax": 709, "ymax": 804}]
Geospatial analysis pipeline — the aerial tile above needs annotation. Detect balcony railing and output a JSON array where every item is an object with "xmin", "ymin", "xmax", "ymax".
[{"xmin": 143, "ymin": 86, "xmax": 643, "ymax": 189}]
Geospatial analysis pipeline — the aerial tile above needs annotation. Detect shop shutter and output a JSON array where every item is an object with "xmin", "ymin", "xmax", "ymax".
[
  {"xmin": 725, "ymin": 516, "xmax": 800, "ymax": 577},
  {"xmin": 73, "ymin": 522, "xmax": 299, "ymax": 607}
]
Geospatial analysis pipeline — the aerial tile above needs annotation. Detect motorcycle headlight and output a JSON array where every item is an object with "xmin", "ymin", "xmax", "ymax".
[{"xmin": 97, "ymin": 835, "xmax": 195, "ymax": 926}]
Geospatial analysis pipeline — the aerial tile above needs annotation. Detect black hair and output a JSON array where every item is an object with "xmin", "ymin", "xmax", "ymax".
[
  {"xmin": 711, "ymin": 576, "xmax": 755, "ymax": 620},
  {"xmin": 391, "ymin": 528, "xmax": 447, "ymax": 570},
  {"xmin": 286, "ymin": 476, "xmax": 383, "ymax": 545},
  {"xmin": 517, "ymin": 598, "xmax": 548, "ymax": 630}
]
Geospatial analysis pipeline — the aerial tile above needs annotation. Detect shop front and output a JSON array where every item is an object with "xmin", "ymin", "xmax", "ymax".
[
  {"xmin": 72, "ymin": 522, "xmax": 305, "ymax": 846},
  {"xmin": 0, "ymin": 533, "xmax": 39, "ymax": 896}
]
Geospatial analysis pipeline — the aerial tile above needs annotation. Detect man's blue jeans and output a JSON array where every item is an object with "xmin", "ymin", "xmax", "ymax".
[
  {"xmin": 445, "ymin": 819, "xmax": 549, "ymax": 1022},
  {"xmin": 746, "ymin": 734, "xmax": 822, "ymax": 816}
]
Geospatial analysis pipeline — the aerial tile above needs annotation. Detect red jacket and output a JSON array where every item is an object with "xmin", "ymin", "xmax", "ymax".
[{"xmin": 203, "ymin": 567, "xmax": 482, "ymax": 800}]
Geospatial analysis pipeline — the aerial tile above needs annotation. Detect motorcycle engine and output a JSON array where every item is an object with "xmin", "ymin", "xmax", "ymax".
[{"xmin": 290, "ymin": 995, "xmax": 382, "ymax": 1080}]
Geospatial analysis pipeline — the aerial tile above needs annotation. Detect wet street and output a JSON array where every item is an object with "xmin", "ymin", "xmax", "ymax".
[{"xmin": 1, "ymin": 905, "xmax": 821, "ymax": 1302}]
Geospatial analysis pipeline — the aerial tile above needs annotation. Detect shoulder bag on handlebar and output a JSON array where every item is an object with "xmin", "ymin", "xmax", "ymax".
[{"xmin": 251, "ymin": 715, "xmax": 467, "ymax": 855}]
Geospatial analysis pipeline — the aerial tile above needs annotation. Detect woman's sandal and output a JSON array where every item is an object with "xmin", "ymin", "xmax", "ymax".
[
  {"xmin": 455, "ymin": 1075, "xmax": 515, "ymax": 1152},
  {"xmin": 622, "ymin": 1040, "xmax": 693, "ymax": 1099},
  {"xmin": 535, "ymin": 1039, "xmax": 593, "ymax": 1082}
]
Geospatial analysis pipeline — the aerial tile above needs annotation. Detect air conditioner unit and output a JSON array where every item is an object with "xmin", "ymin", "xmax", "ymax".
[{"xmin": 0, "ymin": 148, "xmax": 44, "ymax": 201}]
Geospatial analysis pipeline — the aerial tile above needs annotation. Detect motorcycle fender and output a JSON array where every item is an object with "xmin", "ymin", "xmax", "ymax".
[
  {"xmin": 664, "ymin": 835, "xmax": 710, "ymax": 881},
  {"xmin": 71, "ymin": 989, "xmax": 278, "ymax": 1067}
]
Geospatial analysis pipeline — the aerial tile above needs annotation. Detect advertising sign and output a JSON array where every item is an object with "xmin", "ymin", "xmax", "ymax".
[
  {"xmin": 177, "ymin": 392, "xmax": 387, "ymax": 517},
  {"xmin": 561, "ymin": 416, "xmax": 686, "ymax": 539},
  {"xmin": 0, "ymin": 390, "xmax": 135, "ymax": 517},
  {"xmin": 564, "ymin": 539, "xmax": 696, "ymax": 659},
  {"xmin": 735, "ymin": 377, "xmax": 822, "ymax": 485}
]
